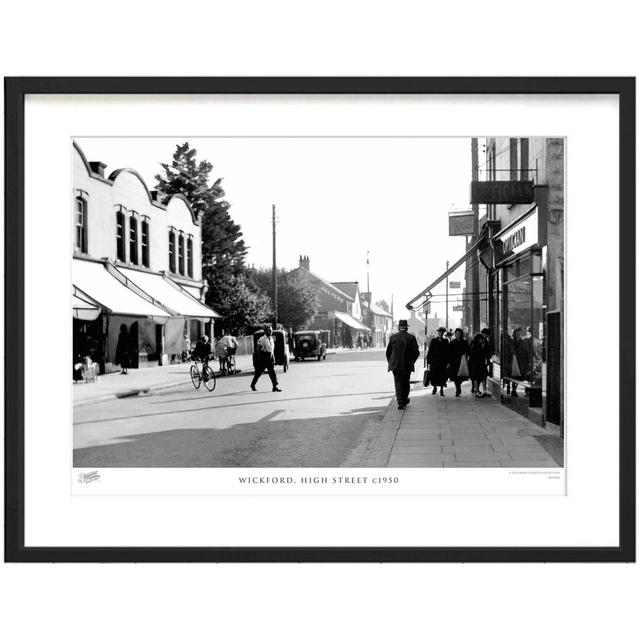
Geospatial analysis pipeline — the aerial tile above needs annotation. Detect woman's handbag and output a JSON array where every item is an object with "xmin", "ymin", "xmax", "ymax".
[
  {"xmin": 511, "ymin": 354, "xmax": 521, "ymax": 378},
  {"xmin": 423, "ymin": 367, "xmax": 431, "ymax": 387},
  {"xmin": 457, "ymin": 356, "xmax": 469, "ymax": 378}
]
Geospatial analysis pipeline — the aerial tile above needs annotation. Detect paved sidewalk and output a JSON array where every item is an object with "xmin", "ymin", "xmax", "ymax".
[
  {"xmin": 73, "ymin": 354, "xmax": 255, "ymax": 407},
  {"xmin": 384, "ymin": 381, "xmax": 562, "ymax": 468}
]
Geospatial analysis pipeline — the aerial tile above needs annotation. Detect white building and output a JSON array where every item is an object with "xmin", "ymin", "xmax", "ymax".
[{"xmin": 72, "ymin": 141, "xmax": 219, "ymax": 372}]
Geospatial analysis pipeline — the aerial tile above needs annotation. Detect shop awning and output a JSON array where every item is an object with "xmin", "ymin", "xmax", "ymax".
[
  {"xmin": 73, "ymin": 259, "xmax": 170, "ymax": 319},
  {"xmin": 334, "ymin": 311, "xmax": 371, "ymax": 332},
  {"xmin": 72, "ymin": 292, "xmax": 101, "ymax": 321},
  {"xmin": 405, "ymin": 236, "xmax": 484, "ymax": 310},
  {"xmin": 116, "ymin": 267, "xmax": 220, "ymax": 319}
]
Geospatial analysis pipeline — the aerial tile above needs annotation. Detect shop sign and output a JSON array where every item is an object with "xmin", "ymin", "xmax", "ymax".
[
  {"xmin": 496, "ymin": 209, "xmax": 538, "ymax": 260},
  {"xmin": 449, "ymin": 281, "xmax": 461, "ymax": 289},
  {"xmin": 452, "ymin": 305, "xmax": 464, "ymax": 311},
  {"xmin": 470, "ymin": 180, "xmax": 534, "ymax": 205}
]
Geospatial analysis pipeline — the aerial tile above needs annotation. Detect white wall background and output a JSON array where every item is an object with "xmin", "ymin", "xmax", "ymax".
[{"xmin": 1, "ymin": 2, "xmax": 638, "ymax": 640}]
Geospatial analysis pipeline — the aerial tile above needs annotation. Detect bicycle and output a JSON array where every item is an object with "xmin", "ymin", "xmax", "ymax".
[
  {"xmin": 190, "ymin": 358, "xmax": 216, "ymax": 391},
  {"xmin": 217, "ymin": 345, "xmax": 239, "ymax": 376}
]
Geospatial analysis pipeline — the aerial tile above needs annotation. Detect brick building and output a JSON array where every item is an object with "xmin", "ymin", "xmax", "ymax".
[{"xmin": 290, "ymin": 256, "xmax": 370, "ymax": 347}]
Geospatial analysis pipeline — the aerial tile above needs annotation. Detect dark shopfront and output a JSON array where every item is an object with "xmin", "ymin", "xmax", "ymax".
[{"xmin": 486, "ymin": 206, "xmax": 562, "ymax": 433}]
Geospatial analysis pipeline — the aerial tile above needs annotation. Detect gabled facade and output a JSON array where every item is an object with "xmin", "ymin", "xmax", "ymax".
[
  {"xmin": 72, "ymin": 142, "xmax": 218, "ymax": 373},
  {"xmin": 289, "ymin": 256, "xmax": 370, "ymax": 348}
]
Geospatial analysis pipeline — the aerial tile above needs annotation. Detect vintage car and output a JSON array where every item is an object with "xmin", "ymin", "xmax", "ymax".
[
  {"xmin": 293, "ymin": 330, "xmax": 327, "ymax": 361},
  {"xmin": 253, "ymin": 329, "xmax": 290, "ymax": 372}
]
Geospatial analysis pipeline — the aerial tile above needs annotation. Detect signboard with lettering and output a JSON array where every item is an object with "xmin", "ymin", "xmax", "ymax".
[
  {"xmin": 449, "ymin": 281, "xmax": 461, "ymax": 289},
  {"xmin": 448, "ymin": 210, "xmax": 475, "ymax": 236},
  {"xmin": 452, "ymin": 305, "xmax": 464, "ymax": 311},
  {"xmin": 470, "ymin": 180, "xmax": 534, "ymax": 205},
  {"xmin": 496, "ymin": 208, "xmax": 538, "ymax": 262}
]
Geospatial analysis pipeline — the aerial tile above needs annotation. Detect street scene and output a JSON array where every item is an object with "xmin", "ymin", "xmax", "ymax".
[{"xmin": 73, "ymin": 136, "xmax": 564, "ymax": 469}]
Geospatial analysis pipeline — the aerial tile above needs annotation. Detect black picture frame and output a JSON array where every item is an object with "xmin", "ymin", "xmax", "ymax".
[{"xmin": 4, "ymin": 77, "xmax": 635, "ymax": 563}]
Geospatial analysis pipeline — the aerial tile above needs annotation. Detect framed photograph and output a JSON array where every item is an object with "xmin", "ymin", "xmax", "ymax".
[{"xmin": 5, "ymin": 77, "xmax": 635, "ymax": 562}]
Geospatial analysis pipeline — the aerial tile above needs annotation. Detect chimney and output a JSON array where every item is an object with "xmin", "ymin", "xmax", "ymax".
[
  {"xmin": 89, "ymin": 161, "xmax": 107, "ymax": 178},
  {"xmin": 299, "ymin": 255, "xmax": 310, "ymax": 270}
]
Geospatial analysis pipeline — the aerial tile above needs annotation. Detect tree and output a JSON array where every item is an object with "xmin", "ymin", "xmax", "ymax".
[
  {"xmin": 218, "ymin": 274, "xmax": 273, "ymax": 336},
  {"xmin": 375, "ymin": 299, "xmax": 391, "ymax": 313},
  {"xmin": 155, "ymin": 142, "xmax": 248, "ymax": 314},
  {"xmin": 250, "ymin": 268, "xmax": 318, "ymax": 330}
]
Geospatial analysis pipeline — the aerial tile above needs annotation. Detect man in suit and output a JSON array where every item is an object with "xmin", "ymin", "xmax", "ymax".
[{"xmin": 386, "ymin": 319, "xmax": 420, "ymax": 410}]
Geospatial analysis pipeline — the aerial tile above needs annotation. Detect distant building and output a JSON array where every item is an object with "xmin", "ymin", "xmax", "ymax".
[
  {"xmin": 72, "ymin": 142, "xmax": 219, "ymax": 373},
  {"xmin": 361, "ymin": 293, "xmax": 393, "ymax": 347},
  {"xmin": 290, "ymin": 255, "xmax": 370, "ymax": 347}
]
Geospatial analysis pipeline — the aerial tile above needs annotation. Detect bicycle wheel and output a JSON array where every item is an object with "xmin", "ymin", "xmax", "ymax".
[
  {"xmin": 190, "ymin": 364, "xmax": 201, "ymax": 389},
  {"xmin": 203, "ymin": 365, "xmax": 216, "ymax": 391}
]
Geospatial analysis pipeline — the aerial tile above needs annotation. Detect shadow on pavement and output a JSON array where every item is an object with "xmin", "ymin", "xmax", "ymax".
[
  {"xmin": 74, "ymin": 390, "xmax": 391, "ymax": 426},
  {"xmin": 74, "ymin": 411, "xmax": 379, "ymax": 468}
]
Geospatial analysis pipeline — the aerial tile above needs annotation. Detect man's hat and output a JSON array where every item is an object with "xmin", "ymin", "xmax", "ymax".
[{"xmin": 398, "ymin": 319, "xmax": 408, "ymax": 328}]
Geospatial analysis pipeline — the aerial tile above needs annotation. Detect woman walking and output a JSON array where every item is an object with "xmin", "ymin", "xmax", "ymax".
[
  {"xmin": 115, "ymin": 324, "xmax": 130, "ymax": 375},
  {"xmin": 469, "ymin": 333, "xmax": 488, "ymax": 398},
  {"xmin": 448, "ymin": 328, "xmax": 470, "ymax": 397},
  {"xmin": 426, "ymin": 327, "xmax": 449, "ymax": 396}
]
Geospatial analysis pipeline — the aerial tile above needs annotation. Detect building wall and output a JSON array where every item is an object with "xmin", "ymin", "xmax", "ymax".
[
  {"xmin": 73, "ymin": 143, "xmax": 203, "ymax": 288},
  {"xmin": 486, "ymin": 136, "xmax": 565, "ymax": 430}
]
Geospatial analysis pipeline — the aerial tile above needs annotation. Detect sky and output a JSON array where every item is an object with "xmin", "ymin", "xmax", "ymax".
[{"xmin": 77, "ymin": 137, "xmax": 485, "ymax": 324}]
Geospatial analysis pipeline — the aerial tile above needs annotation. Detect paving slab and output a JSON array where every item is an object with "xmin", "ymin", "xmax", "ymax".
[{"xmin": 383, "ymin": 383, "xmax": 562, "ymax": 468}]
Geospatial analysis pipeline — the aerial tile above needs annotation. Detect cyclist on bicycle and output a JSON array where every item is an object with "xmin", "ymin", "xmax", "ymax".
[
  {"xmin": 192, "ymin": 335, "xmax": 213, "ymax": 366},
  {"xmin": 216, "ymin": 329, "xmax": 239, "ymax": 374}
]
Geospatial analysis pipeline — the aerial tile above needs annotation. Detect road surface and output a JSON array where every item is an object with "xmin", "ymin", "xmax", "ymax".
[{"xmin": 74, "ymin": 350, "xmax": 396, "ymax": 467}]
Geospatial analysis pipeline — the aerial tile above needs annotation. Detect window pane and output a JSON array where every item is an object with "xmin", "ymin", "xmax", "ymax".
[
  {"xmin": 141, "ymin": 221, "xmax": 149, "ymax": 267},
  {"xmin": 129, "ymin": 217, "xmax": 138, "ymax": 265},
  {"xmin": 75, "ymin": 198, "xmax": 86, "ymax": 253},
  {"xmin": 178, "ymin": 235, "xmax": 184, "ymax": 275},
  {"xmin": 168, "ymin": 231, "xmax": 176, "ymax": 272},
  {"xmin": 187, "ymin": 238, "xmax": 193, "ymax": 277},
  {"xmin": 116, "ymin": 212, "xmax": 125, "ymax": 261}
]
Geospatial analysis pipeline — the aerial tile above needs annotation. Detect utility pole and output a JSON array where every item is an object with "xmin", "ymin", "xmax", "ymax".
[
  {"xmin": 272, "ymin": 204, "xmax": 277, "ymax": 328},
  {"xmin": 445, "ymin": 260, "xmax": 449, "ymax": 330},
  {"xmin": 471, "ymin": 138, "xmax": 480, "ymax": 333}
]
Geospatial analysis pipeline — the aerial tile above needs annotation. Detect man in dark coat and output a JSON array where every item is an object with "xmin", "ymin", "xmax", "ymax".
[
  {"xmin": 386, "ymin": 319, "xmax": 420, "ymax": 410},
  {"xmin": 426, "ymin": 327, "xmax": 449, "ymax": 396}
]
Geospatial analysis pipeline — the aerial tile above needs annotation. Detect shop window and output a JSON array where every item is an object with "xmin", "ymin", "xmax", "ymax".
[
  {"xmin": 75, "ymin": 196, "xmax": 87, "ymax": 253},
  {"xmin": 168, "ymin": 230, "xmax": 176, "ymax": 273},
  {"xmin": 141, "ymin": 220, "xmax": 150, "ymax": 267},
  {"xmin": 178, "ymin": 234, "xmax": 185, "ymax": 275},
  {"xmin": 116, "ymin": 210, "xmax": 126, "ymax": 261},
  {"xmin": 187, "ymin": 237, "xmax": 193, "ymax": 277},
  {"xmin": 501, "ymin": 271, "xmax": 544, "ymax": 388},
  {"xmin": 129, "ymin": 215, "xmax": 138, "ymax": 265}
]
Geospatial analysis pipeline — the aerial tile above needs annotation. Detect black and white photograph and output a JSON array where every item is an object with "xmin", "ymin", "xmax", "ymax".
[
  {"xmin": 6, "ymin": 77, "xmax": 633, "ymax": 563},
  {"xmin": 72, "ymin": 135, "xmax": 565, "ymax": 472}
]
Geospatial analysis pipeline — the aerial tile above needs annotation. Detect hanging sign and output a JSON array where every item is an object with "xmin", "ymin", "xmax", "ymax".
[{"xmin": 449, "ymin": 281, "xmax": 461, "ymax": 289}]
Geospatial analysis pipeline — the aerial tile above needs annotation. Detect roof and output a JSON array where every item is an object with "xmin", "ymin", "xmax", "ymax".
[
  {"xmin": 367, "ymin": 301, "xmax": 393, "ymax": 317},
  {"xmin": 290, "ymin": 267, "xmax": 353, "ymax": 301},
  {"xmin": 331, "ymin": 281, "xmax": 359, "ymax": 299}
]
